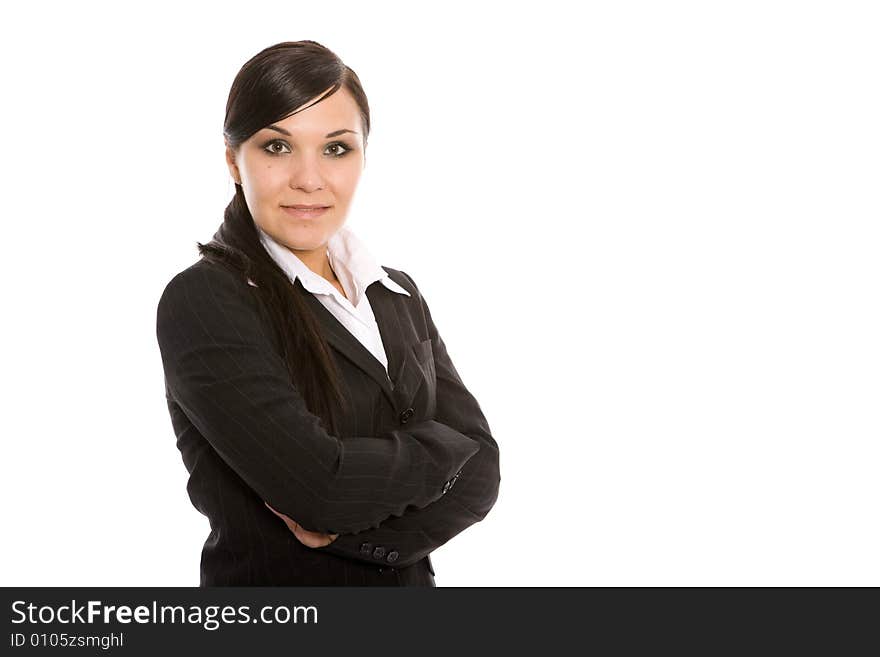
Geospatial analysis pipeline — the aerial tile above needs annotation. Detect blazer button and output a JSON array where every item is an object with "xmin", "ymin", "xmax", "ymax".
[
  {"xmin": 359, "ymin": 542, "xmax": 373, "ymax": 555},
  {"xmin": 387, "ymin": 550, "xmax": 399, "ymax": 563},
  {"xmin": 372, "ymin": 546, "xmax": 386, "ymax": 559},
  {"xmin": 399, "ymin": 407, "xmax": 414, "ymax": 424}
]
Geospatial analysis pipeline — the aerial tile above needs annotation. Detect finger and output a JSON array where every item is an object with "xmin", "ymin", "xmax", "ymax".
[
  {"xmin": 292, "ymin": 526, "xmax": 330, "ymax": 548},
  {"xmin": 264, "ymin": 503, "xmax": 301, "ymax": 530}
]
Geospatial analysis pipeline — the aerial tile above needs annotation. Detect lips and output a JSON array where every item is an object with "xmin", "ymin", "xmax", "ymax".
[{"xmin": 281, "ymin": 205, "xmax": 331, "ymax": 219}]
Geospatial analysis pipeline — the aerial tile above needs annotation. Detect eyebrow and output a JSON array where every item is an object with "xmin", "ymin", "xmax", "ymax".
[{"xmin": 265, "ymin": 125, "xmax": 359, "ymax": 138}]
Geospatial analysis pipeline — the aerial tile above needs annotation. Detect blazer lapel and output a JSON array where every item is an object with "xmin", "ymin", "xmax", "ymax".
[
  {"xmin": 295, "ymin": 277, "xmax": 429, "ymax": 415},
  {"xmin": 365, "ymin": 281, "xmax": 430, "ymax": 413},
  {"xmin": 296, "ymin": 281, "xmax": 403, "ymax": 410}
]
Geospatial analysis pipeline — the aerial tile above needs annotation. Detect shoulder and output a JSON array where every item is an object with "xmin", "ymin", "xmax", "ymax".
[
  {"xmin": 155, "ymin": 257, "xmax": 276, "ymax": 353},
  {"xmin": 162, "ymin": 257, "xmax": 252, "ymax": 296},
  {"xmin": 157, "ymin": 257, "xmax": 258, "ymax": 321}
]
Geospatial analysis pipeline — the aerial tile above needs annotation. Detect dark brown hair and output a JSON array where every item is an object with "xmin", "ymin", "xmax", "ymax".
[{"xmin": 197, "ymin": 40, "xmax": 371, "ymax": 435}]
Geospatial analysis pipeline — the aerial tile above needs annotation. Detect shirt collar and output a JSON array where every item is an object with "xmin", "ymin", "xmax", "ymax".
[{"xmin": 255, "ymin": 223, "xmax": 411, "ymax": 302}]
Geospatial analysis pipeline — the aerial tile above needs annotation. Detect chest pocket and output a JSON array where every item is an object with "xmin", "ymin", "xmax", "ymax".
[{"xmin": 396, "ymin": 338, "xmax": 437, "ymax": 421}]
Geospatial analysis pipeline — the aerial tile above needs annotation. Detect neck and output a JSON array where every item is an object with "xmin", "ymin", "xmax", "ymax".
[{"xmin": 293, "ymin": 246, "xmax": 335, "ymax": 281}]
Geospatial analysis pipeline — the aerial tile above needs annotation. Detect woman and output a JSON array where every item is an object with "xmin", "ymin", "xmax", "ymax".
[{"xmin": 155, "ymin": 40, "xmax": 500, "ymax": 586}]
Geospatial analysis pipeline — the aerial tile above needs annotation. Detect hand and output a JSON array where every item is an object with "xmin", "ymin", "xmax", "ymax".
[{"xmin": 264, "ymin": 502, "xmax": 339, "ymax": 548}]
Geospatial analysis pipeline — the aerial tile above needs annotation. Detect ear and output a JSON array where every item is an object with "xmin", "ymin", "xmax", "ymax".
[{"xmin": 225, "ymin": 142, "xmax": 242, "ymax": 185}]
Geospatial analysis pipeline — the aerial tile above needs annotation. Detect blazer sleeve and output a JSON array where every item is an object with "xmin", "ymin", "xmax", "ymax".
[
  {"xmin": 316, "ymin": 271, "xmax": 501, "ymax": 569},
  {"xmin": 155, "ymin": 261, "xmax": 481, "ymax": 535}
]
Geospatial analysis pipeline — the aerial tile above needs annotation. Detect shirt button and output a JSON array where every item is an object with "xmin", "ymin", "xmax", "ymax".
[
  {"xmin": 373, "ymin": 546, "xmax": 386, "ymax": 559},
  {"xmin": 399, "ymin": 407, "xmax": 414, "ymax": 423}
]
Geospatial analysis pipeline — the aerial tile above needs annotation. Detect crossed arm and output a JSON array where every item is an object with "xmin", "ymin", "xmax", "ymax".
[
  {"xmin": 156, "ymin": 263, "xmax": 483, "ymax": 536},
  {"xmin": 312, "ymin": 271, "xmax": 501, "ymax": 568}
]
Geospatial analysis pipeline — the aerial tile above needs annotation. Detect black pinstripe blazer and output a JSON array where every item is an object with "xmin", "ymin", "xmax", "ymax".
[{"xmin": 155, "ymin": 257, "xmax": 500, "ymax": 586}]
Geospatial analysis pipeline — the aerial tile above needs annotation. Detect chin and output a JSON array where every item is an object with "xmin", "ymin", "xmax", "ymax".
[{"xmin": 275, "ymin": 226, "xmax": 331, "ymax": 252}]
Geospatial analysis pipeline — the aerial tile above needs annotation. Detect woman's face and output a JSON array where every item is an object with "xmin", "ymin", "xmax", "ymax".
[{"xmin": 225, "ymin": 86, "xmax": 365, "ymax": 260}]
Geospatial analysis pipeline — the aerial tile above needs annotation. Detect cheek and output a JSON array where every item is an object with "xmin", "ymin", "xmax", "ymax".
[
  {"xmin": 245, "ymin": 161, "xmax": 285, "ymax": 190},
  {"xmin": 262, "ymin": 165, "xmax": 291, "ymax": 191},
  {"xmin": 329, "ymin": 164, "xmax": 362, "ymax": 199}
]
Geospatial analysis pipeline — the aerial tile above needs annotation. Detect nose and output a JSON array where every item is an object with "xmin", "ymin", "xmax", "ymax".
[{"xmin": 288, "ymin": 151, "xmax": 326, "ymax": 192}]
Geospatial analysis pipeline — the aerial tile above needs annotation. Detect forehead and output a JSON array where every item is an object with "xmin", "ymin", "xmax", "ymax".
[{"xmin": 265, "ymin": 87, "xmax": 361, "ymax": 136}]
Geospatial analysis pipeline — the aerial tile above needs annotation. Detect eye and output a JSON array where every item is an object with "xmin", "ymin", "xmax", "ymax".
[
  {"xmin": 263, "ymin": 140, "xmax": 291, "ymax": 155},
  {"xmin": 325, "ymin": 142, "xmax": 353, "ymax": 157},
  {"xmin": 261, "ymin": 139, "xmax": 354, "ymax": 158}
]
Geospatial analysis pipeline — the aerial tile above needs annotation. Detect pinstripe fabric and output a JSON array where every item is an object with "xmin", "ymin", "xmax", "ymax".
[{"xmin": 155, "ymin": 258, "xmax": 500, "ymax": 586}]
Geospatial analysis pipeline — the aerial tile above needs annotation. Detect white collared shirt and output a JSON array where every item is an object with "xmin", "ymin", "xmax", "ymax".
[{"xmin": 253, "ymin": 224, "xmax": 410, "ymax": 375}]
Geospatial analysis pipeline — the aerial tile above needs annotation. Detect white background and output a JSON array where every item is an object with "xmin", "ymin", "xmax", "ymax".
[{"xmin": 1, "ymin": 0, "xmax": 877, "ymax": 586}]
